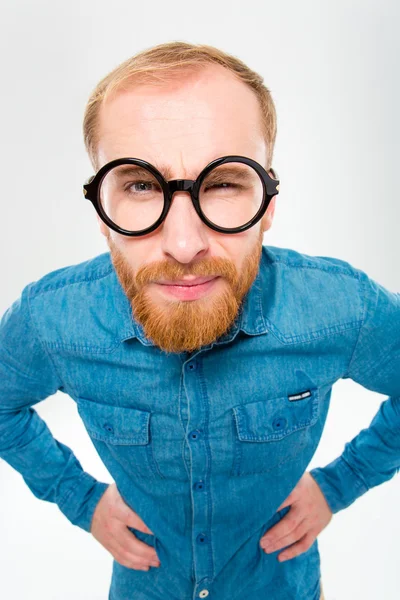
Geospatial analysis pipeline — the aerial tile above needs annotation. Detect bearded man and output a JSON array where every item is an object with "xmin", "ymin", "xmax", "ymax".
[{"xmin": 1, "ymin": 41, "xmax": 399, "ymax": 600}]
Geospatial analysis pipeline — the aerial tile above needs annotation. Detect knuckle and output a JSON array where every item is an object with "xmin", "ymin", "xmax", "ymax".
[
  {"xmin": 115, "ymin": 554, "xmax": 130, "ymax": 568},
  {"xmin": 132, "ymin": 541, "xmax": 157, "ymax": 562},
  {"xmin": 130, "ymin": 555, "xmax": 150, "ymax": 569},
  {"xmin": 131, "ymin": 559, "xmax": 144, "ymax": 569},
  {"xmin": 117, "ymin": 552, "xmax": 148, "ymax": 571},
  {"xmin": 120, "ymin": 548, "xmax": 134, "ymax": 563},
  {"xmin": 285, "ymin": 516, "xmax": 297, "ymax": 529},
  {"xmin": 120, "ymin": 548, "xmax": 132, "ymax": 561},
  {"xmin": 120, "ymin": 549, "xmax": 139, "ymax": 566}
]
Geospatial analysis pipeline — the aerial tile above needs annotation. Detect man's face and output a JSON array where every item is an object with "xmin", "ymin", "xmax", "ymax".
[{"xmin": 96, "ymin": 64, "xmax": 276, "ymax": 354}]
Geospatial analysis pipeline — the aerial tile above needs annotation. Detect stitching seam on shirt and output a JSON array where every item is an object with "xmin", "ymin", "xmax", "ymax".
[
  {"xmin": 30, "ymin": 262, "xmax": 114, "ymax": 298},
  {"xmin": 266, "ymin": 255, "xmax": 362, "ymax": 279},
  {"xmin": 255, "ymin": 272, "xmax": 267, "ymax": 331},
  {"xmin": 58, "ymin": 470, "xmax": 90, "ymax": 510},
  {"xmin": 265, "ymin": 318, "xmax": 362, "ymax": 345},
  {"xmin": 343, "ymin": 272, "xmax": 367, "ymax": 379},
  {"xmin": 27, "ymin": 283, "xmax": 64, "ymax": 389},
  {"xmin": 340, "ymin": 454, "xmax": 370, "ymax": 492}
]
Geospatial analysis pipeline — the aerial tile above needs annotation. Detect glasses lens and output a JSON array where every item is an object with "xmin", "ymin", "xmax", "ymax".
[
  {"xmin": 199, "ymin": 162, "xmax": 264, "ymax": 229},
  {"xmin": 99, "ymin": 164, "xmax": 164, "ymax": 232}
]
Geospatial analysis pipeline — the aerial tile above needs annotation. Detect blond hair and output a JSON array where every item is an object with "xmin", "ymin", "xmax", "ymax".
[{"xmin": 83, "ymin": 41, "xmax": 277, "ymax": 172}]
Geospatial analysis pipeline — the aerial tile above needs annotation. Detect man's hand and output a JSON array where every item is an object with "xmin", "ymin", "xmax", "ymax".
[
  {"xmin": 90, "ymin": 483, "xmax": 160, "ymax": 571},
  {"xmin": 259, "ymin": 472, "xmax": 333, "ymax": 562}
]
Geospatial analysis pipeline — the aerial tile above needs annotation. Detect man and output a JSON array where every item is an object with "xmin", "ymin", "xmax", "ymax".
[{"xmin": 1, "ymin": 41, "xmax": 399, "ymax": 600}]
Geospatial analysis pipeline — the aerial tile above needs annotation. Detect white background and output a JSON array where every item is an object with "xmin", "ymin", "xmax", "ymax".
[{"xmin": 0, "ymin": 1, "xmax": 399, "ymax": 598}]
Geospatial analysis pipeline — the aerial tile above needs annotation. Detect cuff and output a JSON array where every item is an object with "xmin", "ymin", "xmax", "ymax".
[
  {"xmin": 58, "ymin": 471, "xmax": 110, "ymax": 532},
  {"xmin": 309, "ymin": 455, "xmax": 369, "ymax": 514}
]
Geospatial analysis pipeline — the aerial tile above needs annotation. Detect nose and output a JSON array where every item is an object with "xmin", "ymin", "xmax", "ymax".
[{"xmin": 160, "ymin": 191, "xmax": 209, "ymax": 264}]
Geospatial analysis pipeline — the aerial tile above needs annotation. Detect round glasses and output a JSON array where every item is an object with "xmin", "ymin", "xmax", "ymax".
[{"xmin": 83, "ymin": 155, "xmax": 280, "ymax": 237}]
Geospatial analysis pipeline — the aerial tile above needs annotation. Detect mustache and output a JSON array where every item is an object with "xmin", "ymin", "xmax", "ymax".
[{"xmin": 135, "ymin": 258, "xmax": 237, "ymax": 288}]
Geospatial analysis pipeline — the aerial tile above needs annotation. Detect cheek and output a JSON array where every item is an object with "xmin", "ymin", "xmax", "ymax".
[
  {"xmin": 218, "ymin": 233, "xmax": 258, "ymax": 267},
  {"xmin": 121, "ymin": 238, "xmax": 161, "ymax": 274}
]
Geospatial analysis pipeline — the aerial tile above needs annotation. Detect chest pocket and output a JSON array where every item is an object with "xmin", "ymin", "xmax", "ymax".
[
  {"xmin": 77, "ymin": 398, "xmax": 161, "ymax": 479},
  {"xmin": 231, "ymin": 387, "xmax": 320, "ymax": 476}
]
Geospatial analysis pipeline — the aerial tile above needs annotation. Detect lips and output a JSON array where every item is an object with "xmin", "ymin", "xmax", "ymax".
[
  {"xmin": 157, "ymin": 276, "xmax": 217, "ymax": 287},
  {"xmin": 156, "ymin": 276, "xmax": 219, "ymax": 300}
]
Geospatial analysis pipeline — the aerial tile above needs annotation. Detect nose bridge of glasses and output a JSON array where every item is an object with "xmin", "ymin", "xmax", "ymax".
[{"xmin": 168, "ymin": 179, "xmax": 195, "ymax": 196}]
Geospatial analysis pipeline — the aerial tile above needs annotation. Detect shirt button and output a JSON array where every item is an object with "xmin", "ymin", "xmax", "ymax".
[
  {"xmin": 103, "ymin": 423, "xmax": 114, "ymax": 434},
  {"xmin": 188, "ymin": 362, "xmax": 197, "ymax": 370},
  {"xmin": 194, "ymin": 481, "xmax": 205, "ymax": 491},
  {"xmin": 199, "ymin": 590, "xmax": 209, "ymax": 598},
  {"xmin": 189, "ymin": 429, "xmax": 202, "ymax": 440},
  {"xmin": 196, "ymin": 533, "xmax": 207, "ymax": 544},
  {"xmin": 272, "ymin": 417, "xmax": 287, "ymax": 430}
]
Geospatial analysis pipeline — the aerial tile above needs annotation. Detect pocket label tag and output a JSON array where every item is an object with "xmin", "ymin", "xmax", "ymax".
[{"xmin": 288, "ymin": 389, "xmax": 311, "ymax": 402}]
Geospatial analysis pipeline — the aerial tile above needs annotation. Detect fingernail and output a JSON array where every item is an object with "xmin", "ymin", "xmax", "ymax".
[{"xmin": 150, "ymin": 560, "xmax": 160, "ymax": 567}]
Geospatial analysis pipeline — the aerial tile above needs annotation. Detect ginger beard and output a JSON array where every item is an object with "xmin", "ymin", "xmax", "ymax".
[{"xmin": 107, "ymin": 227, "xmax": 264, "ymax": 354}]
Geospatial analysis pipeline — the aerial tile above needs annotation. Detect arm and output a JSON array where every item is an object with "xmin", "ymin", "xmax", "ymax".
[
  {"xmin": 0, "ymin": 282, "xmax": 109, "ymax": 532},
  {"xmin": 309, "ymin": 267, "xmax": 400, "ymax": 513}
]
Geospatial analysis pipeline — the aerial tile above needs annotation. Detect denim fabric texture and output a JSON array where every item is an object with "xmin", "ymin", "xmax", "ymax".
[{"xmin": 1, "ymin": 244, "xmax": 399, "ymax": 600}]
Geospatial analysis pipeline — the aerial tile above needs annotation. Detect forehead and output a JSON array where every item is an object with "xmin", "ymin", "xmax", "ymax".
[{"xmin": 96, "ymin": 64, "xmax": 267, "ymax": 175}]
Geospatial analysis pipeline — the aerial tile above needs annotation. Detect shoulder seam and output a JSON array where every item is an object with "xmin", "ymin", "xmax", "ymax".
[
  {"xmin": 266, "ymin": 255, "xmax": 361, "ymax": 280},
  {"xmin": 343, "ymin": 271, "xmax": 367, "ymax": 378},
  {"xmin": 30, "ymin": 262, "xmax": 114, "ymax": 299},
  {"xmin": 25, "ymin": 284, "xmax": 64, "ymax": 386}
]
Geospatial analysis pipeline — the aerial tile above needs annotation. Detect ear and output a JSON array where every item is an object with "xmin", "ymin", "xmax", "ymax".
[
  {"xmin": 96, "ymin": 213, "xmax": 110, "ymax": 238},
  {"xmin": 261, "ymin": 195, "xmax": 276, "ymax": 233}
]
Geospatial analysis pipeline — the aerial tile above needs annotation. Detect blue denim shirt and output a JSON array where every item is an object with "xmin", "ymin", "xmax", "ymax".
[{"xmin": 1, "ymin": 245, "xmax": 399, "ymax": 600}]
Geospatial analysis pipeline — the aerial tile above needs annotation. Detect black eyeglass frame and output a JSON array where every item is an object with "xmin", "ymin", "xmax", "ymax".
[{"xmin": 83, "ymin": 155, "xmax": 280, "ymax": 237}]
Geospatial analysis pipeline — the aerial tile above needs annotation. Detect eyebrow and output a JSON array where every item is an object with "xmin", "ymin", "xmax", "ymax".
[
  {"xmin": 203, "ymin": 166, "xmax": 255, "ymax": 184},
  {"xmin": 113, "ymin": 163, "xmax": 176, "ymax": 180},
  {"xmin": 113, "ymin": 165, "xmax": 160, "ymax": 179},
  {"xmin": 153, "ymin": 163, "xmax": 255, "ymax": 182},
  {"xmin": 114, "ymin": 161, "xmax": 254, "ymax": 183},
  {"xmin": 153, "ymin": 163, "xmax": 175, "ymax": 180}
]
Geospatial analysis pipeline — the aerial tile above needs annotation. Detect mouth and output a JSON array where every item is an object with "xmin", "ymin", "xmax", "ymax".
[
  {"xmin": 156, "ymin": 276, "xmax": 217, "ymax": 287},
  {"xmin": 154, "ymin": 276, "xmax": 220, "ymax": 300}
]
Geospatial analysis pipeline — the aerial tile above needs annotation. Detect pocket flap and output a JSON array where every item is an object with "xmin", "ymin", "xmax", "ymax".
[
  {"xmin": 232, "ymin": 388, "xmax": 319, "ymax": 442},
  {"xmin": 77, "ymin": 398, "xmax": 151, "ymax": 445}
]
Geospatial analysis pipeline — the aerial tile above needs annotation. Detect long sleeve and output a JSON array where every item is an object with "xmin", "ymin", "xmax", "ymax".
[
  {"xmin": 0, "ymin": 282, "xmax": 109, "ymax": 532},
  {"xmin": 309, "ymin": 267, "xmax": 400, "ymax": 513}
]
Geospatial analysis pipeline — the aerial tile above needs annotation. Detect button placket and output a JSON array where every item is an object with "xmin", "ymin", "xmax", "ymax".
[{"xmin": 184, "ymin": 357, "xmax": 213, "ymax": 588}]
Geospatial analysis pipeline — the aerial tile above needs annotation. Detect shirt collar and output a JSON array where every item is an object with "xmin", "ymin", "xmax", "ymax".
[{"xmin": 111, "ymin": 251, "xmax": 269, "ymax": 350}]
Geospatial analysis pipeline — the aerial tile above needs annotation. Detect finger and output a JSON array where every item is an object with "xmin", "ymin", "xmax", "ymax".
[
  {"xmin": 99, "ymin": 537, "xmax": 157, "ymax": 571},
  {"xmin": 113, "ymin": 545, "xmax": 158, "ymax": 570},
  {"xmin": 260, "ymin": 510, "xmax": 300, "ymax": 548},
  {"xmin": 277, "ymin": 533, "xmax": 315, "ymax": 562},
  {"xmin": 262, "ymin": 518, "xmax": 308, "ymax": 554},
  {"xmin": 117, "ymin": 525, "xmax": 160, "ymax": 562}
]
